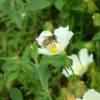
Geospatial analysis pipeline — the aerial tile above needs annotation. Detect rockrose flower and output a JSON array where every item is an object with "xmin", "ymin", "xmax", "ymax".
[
  {"xmin": 36, "ymin": 26, "xmax": 74, "ymax": 56},
  {"xmin": 62, "ymin": 48, "xmax": 93, "ymax": 77}
]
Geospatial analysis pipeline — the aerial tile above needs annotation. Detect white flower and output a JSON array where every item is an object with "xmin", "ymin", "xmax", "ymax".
[
  {"xmin": 62, "ymin": 48, "xmax": 93, "ymax": 77},
  {"xmin": 36, "ymin": 26, "xmax": 74, "ymax": 56},
  {"xmin": 76, "ymin": 89, "xmax": 100, "ymax": 100}
]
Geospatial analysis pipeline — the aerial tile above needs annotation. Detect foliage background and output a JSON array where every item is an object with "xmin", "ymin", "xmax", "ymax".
[{"xmin": 0, "ymin": 0, "xmax": 100, "ymax": 100}]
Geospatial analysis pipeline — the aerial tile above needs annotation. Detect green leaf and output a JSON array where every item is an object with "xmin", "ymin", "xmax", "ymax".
[
  {"xmin": 55, "ymin": 0, "xmax": 65, "ymax": 11},
  {"xmin": 70, "ymin": 0, "xmax": 86, "ymax": 12},
  {"xmin": 51, "ymin": 55, "xmax": 66, "ymax": 68},
  {"xmin": 22, "ymin": 45, "xmax": 31, "ymax": 58},
  {"xmin": 20, "ymin": 57, "xmax": 33, "ymax": 70},
  {"xmin": 65, "ymin": 57, "xmax": 73, "ymax": 68},
  {"xmin": 0, "ymin": 0, "xmax": 6, "ymax": 4},
  {"xmin": 9, "ymin": 10, "xmax": 22, "ymax": 28},
  {"xmin": 0, "ymin": 74, "xmax": 3, "ymax": 92},
  {"xmin": 5, "ymin": 72, "xmax": 19, "ymax": 89},
  {"xmin": 0, "ymin": 1, "xmax": 23, "ymax": 28},
  {"xmin": 24, "ymin": 64, "xmax": 52, "ymax": 99},
  {"xmin": 8, "ymin": 32, "xmax": 21, "ymax": 49},
  {"xmin": 87, "ymin": 63, "xmax": 100, "ymax": 92},
  {"xmin": 92, "ymin": 31, "xmax": 100, "ymax": 41},
  {"xmin": 22, "ymin": 44, "xmax": 38, "ymax": 61},
  {"xmin": 26, "ymin": 0, "xmax": 51, "ymax": 11},
  {"xmin": 31, "ymin": 44, "xmax": 38, "ymax": 60},
  {"xmin": 9, "ymin": 87, "xmax": 23, "ymax": 100},
  {"xmin": 40, "ymin": 55, "xmax": 51, "ymax": 65},
  {"xmin": 2, "ymin": 60, "xmax": 19, "ymax": 72},
  {"xmin": 41, "ymin": 55, "xmax": 66, "ymax": 68},
  {"xmin": 71, "ymin": 4, "xmax": 86, "ymax": 12},
  {"xmin": 72, "ymin": 41, "xmax": 85, "ymax": 49}
]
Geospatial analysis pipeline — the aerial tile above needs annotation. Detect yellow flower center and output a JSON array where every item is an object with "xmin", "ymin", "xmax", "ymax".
[
  {"xmin": 75, "ymin": 64, "xmax": 85, "ymax": 75},
  {"xmin": 48, "ymin": 44, "xmax": 58, "ymax": 53}
]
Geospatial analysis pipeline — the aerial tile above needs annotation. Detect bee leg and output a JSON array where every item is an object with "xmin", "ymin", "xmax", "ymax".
[{"xmin": 54, "ymin": 36, "xmax": 57, "ymax": 42}]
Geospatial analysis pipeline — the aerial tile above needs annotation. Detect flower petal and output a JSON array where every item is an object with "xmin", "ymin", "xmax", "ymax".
[
  {"xmin": 76, "ymin": 98, "xmax": 82, "ymax": 100},
  {"xmin": 36, "ymin": 31, "xmax": 52, "ymax": 46},
  {"xmin": 69, "ymin": 54, "xmax": 81, "ymax": 72},
  {"xmin": 83, "ymin": 89, "xmax": 100, "ymax": 100},
  {"xmin": 54, "ymin": 26, "xmax": 69, "ymax": 36},
  {"xmin": 54, "ymin": 26, "xmax": 74, "ymax": 48},
  {"xmin": 79, "ymin": 48, "xmax": 93, "ymax": 66},
  {"xmin": 76, "ymin": 89, "xmax": 100, "ymax": 100},
  {"xmin": 38, "ymin": 48, "xmax": 50, "ymax": 55}
]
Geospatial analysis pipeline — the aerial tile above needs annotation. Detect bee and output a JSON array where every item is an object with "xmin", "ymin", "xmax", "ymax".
[{"xmin": 43, "ymin": 35, "xmax": 57, "ymax": 47}]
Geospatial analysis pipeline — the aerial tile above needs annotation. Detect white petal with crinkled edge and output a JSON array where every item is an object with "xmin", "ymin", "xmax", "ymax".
[
  {"xmin": 69, "ymin": 54, "xmax": 81, "ymax": 72},
  {"xmin": 38, "ymin": 48, "xmax": 50, "ymax": 55},
  {"xmin": 76, "ymin": 89, "xmax": 100, "ymax": 100},
  {"xmin": 36, "ymin": 31, "xmax": 52, "ymax": 46},
  {"xmin": 54, "ymin": 26, "xmax": 74, "ymax": 49},
  {"xmin": 79, "ymin": 48, "xmax": 93, "ymax": 66},
  {"xmin": 76, "ymin": 98, "xmax": 82, "ymax": 100},
  {"xmin": 54, "ymin": 26, "xmax": 69, "ymax": 36},
  {"xmin": 83, "ymin": 89, "xmax": 100, "ymax": 100}
]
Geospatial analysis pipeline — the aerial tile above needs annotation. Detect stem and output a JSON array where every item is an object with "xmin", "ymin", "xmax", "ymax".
[
  {"xmin": 34, "ymin": 60, "xmax": 53, "ymax": 100},
  {"xmin": 2, "ymin": 38, "xmax": 6, "ymax": 56},
  {"xmin": 0, "ymin": 56, "xmax": 18, "ymax": 60}
]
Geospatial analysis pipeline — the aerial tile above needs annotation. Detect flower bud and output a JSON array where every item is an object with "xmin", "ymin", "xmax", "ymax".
[{"xmin": 43, "ymin": 21, "xmax": 54, "ymax": 32}]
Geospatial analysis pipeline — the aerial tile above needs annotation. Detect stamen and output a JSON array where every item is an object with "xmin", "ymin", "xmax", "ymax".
[
  {"xmin": 48, "ymin": 43, "xmax": 58, "ymax": 53},
  {"xmin": 75, "ymin": 64, "xmax": 85, "ymax": 75}
]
